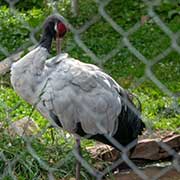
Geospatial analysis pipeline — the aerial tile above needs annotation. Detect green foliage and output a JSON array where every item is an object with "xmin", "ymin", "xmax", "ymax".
[
  {"xmin": 0, "ymin": 130, "xmax": 72, "ymax": 179},
  {"xmin": 0, "ymin": 6, "xmax": 47, "ymax": 60},
  {"xmin": 134, "ymin": 82, "xmax": 180, "ymax": 132},
  {"xmin": 0, "ymin": 0, "xmax": 180, "ymax": 179},
  {"xmin": 0, "ymin": 0, "xmax": 45, "ymax": 10},
  {"xmin": 106, "ymin": 0, "xmax": 146, "ymax": 30},
  {"xmin": 155, "ymin": 0, "xmax": 180, "ymax": 32},
  {"xmin": 0, "ymin": 119, "xmax": 95, "ymax": 179},
  {"xmin": 155, "ymin": 0, "xmax": 180, "ymax": 19},
  {"xmin": 0, "ymin": 87, "xmax": 47, "ymax": 128},
  {"xmin": 81, "ymin": 19, "xmax": 121, "ymax": 57},
  {"xmin": 153, "ymin": 51, "xmax": 180, "ymax": 92},
  {"xmin": 58, "ymin": 0, "xmax": 98, "ymax": 28},
  {"xmin": 0, "ymin": 0, "xmax": 179, "ymax": 140},
  {"xmin": 103, "ymin": 48, "xmax": 145, "ymax": 82},
  {"xmin": 129, "ymin": 23, "xmax": 171, "ymax": 59}
]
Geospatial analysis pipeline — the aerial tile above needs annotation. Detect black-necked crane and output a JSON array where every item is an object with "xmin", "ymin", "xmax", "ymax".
[{"xmin": 11, "ymin": 15, "xmax": 145, "ymax": 180}]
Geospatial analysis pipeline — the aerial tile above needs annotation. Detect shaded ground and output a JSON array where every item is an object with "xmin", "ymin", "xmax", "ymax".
[
  {"xmin": 87, "ymin": 130, "xmax": 180, "ymax": 180},
  {"xmin": 111, "ymin": 167, "xmax": 180, "ymax": 180}
]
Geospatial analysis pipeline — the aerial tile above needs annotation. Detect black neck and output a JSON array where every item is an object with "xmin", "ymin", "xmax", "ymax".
[{"xmin": 39, "ymin": 32, "xmax": 53, "ymax": 52}]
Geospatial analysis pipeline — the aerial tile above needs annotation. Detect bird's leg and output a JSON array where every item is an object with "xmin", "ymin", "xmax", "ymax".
[{"xmin": 75, "ymin": 137, "xmax": 81, "ymax": 180}]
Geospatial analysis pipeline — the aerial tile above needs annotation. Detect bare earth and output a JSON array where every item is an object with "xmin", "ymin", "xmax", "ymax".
[{"xmin": 111, "ymin": 168, "xmax": 180, "ymax": 180}]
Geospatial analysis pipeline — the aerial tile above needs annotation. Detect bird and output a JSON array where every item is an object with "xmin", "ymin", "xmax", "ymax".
[{"xmin": 11, "ymin": 14, "xmax": 145, "ymax": 179}]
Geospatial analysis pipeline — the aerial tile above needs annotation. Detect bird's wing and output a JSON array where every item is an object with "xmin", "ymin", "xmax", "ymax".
[{"xmin": 39, "ymin": 58, "xmax": 122, "ymax": 136}]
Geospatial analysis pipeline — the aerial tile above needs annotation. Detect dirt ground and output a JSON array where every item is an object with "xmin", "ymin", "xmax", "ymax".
[
  {"xmin": 92, "ymin": 130, "xmax": 180, "ymax": 180},
  {"xmin": 110, "ymin": 167, "xmax": 180, "ymax": 180}
]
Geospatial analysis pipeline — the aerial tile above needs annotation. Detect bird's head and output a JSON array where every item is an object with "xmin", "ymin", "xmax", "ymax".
[{"xmin": 43, "ymin": 14, "xmax": 68, "ymax": 53}]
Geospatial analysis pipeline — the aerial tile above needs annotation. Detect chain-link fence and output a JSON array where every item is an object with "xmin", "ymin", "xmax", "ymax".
[{"xmin": 0, "ymin": 0, "xmax": 180, "ymax": 179}]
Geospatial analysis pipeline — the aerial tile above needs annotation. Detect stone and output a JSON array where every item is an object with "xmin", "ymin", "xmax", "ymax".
[
  {"xmin": 131, "ymin": 139, "xmax": 160, "ymax": 160},
  {"xmin": 131, "ymin": 134, "xmax": 180, "ymax": 160},
  {"xmin": 88, "ymin": 135, "xmax": 180, "ymax": 161},
  {"xmin": 162, "ymin": 134, "xmax": 180, "ymax": 150},
  {"xmin": 8, "ymin": 117, "xmax": 39, "ymax": 136}
]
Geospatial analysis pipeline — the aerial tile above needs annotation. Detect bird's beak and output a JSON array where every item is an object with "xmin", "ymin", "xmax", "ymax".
[{"xmin": 56, "ymin": 33, "xmax": 62, "ymax": 55}]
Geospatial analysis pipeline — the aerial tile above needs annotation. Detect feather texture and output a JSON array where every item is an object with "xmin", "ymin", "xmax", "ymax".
[
  {"xmin": 39, "ymin": 54, "xmax": 122, "ymax": 135},
  {"xmin": 11, "ymin": 46, "xmax": 145, "ymax": 148}
]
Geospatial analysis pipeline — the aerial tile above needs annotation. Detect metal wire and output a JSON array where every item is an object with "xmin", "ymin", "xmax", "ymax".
[{"xmin": 0, "ymin": 0, "xmax": 179, "ymax": 179}]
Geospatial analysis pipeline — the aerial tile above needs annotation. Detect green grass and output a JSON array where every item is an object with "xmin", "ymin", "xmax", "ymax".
[
  {"xmin": 0, "ymin": 128, "xmax": 94, "ymax": 180},
  {"xmin": 152, "ymin": 51, "xmax": 180, "ymax": 92},
  {"xmin": 0, "ymin": 0, "xmax": 180, "ymax": 179},
  {"xmin": 0, "ymin": 87, "xmax": 47, "ymax": 128},
  {"xmin": 129, "ymin": 23, "xmax": 171, "ymax": 59}
]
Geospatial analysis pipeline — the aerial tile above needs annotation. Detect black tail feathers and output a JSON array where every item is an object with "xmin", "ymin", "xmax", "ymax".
[{"xmin": 124, "ymin": 91, "xmax": 145, "ymax": 137}]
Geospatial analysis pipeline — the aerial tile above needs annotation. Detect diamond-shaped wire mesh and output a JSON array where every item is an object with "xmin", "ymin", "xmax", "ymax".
[{"xmin": 0, "ymin": 0, "xmax": 180, "ymax": 179}]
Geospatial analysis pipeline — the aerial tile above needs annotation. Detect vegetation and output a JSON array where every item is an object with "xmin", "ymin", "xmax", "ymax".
[{"xmin": 0, "ymin": 0, "xmax": 180, "ymax": 179}]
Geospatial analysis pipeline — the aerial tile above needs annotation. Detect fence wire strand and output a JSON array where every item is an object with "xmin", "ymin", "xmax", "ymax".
[{"xmin": 0, "ymin": 0, "xmax": 180, "ymax": 179}]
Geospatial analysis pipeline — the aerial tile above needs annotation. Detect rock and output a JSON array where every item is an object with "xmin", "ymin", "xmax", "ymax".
[
  {"xmin": 131, "ymin": 139, "xmax": 160, "ymax": 160},
  {"xmin": 131, "ymin": 134, "xmax": 180, "ymax": 160},
  {"xmin": 8, "ymin": 117, "xmax": 39, "ymax": 136},
  {"xmin": 162, "ymin": 134, "xmax": 180, "ymax": 150},
  {"xmin": 88, "ymin": 134, "xmax": 180, "ymax": 162}
]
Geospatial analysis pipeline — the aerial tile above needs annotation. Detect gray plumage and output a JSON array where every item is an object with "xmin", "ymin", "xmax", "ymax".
[
  {"xmin": 11, "ymin": 15, "xmax": 145, "ymax": 156},
  {"xmin": 11, "ymin": 46, "xmax": 124, "ymax": 136},
  {"xmin": 11, "ymin": 15, "xmax": 145, "ymax": 180}
]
